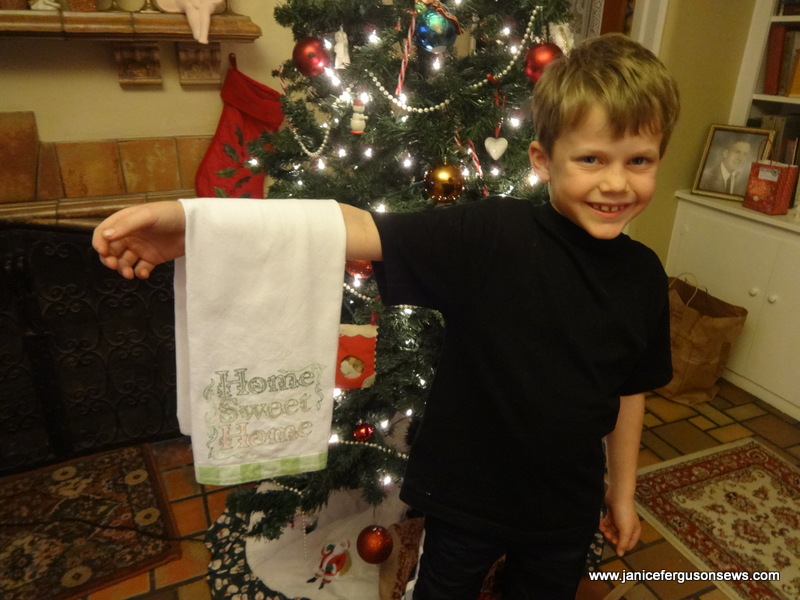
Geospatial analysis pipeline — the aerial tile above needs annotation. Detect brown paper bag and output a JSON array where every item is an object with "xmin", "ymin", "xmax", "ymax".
[{"xmin": 655, "ymin": 277, "xmax": 748, "ymax": 405}]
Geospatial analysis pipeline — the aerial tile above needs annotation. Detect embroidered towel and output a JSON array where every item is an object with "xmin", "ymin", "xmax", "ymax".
[{"xmin": 174, "ymin": 198, "xmax": 346, "ymax": 485}]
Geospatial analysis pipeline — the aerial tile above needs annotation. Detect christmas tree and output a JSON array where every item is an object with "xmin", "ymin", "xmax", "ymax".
[{"xmin": 228, "ymin": 0, "xmax": 573, "ymax": 546}]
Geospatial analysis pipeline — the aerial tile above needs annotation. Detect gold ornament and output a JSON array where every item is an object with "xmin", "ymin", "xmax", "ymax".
[{"xmin": 423, "ymin": 163, "xmax": 464, "ymax": 204}]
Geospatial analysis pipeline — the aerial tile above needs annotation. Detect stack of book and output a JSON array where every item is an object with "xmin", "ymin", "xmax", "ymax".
[
  {"xmin": 764, "ymin": 24, "xmax": 800, "ymax": 96},
  {"xmin": 747, "ymin": 2, "xmax": 800, "ymax": 214},
  {"xmin": 761, "ymin": 114, "xmax": 800, "ymax": 162}
]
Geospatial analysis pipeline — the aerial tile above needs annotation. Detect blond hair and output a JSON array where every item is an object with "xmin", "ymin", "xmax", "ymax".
[{"xmin": 531, "ymin": 33, "xmax": 680, "ymax": 157}]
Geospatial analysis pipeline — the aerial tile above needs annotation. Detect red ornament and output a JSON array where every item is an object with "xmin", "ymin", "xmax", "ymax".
[
  {"xmin": 345, "ymin": 259, "xmax": 374, "ymax": 280},
  {"xmin": 353, "ymin": 421, "xmax": 375, "ymax": 442},
  {"xmin": 524, "ymin": 42, "xmax": 563, "ymax": 83},
  {"xmin": 356, "ymin": 525, "xmax": 393, "ymax": 564},
  {"xmin": 292, "ymin": 37, "xmax": 330, "ymax": 77}
]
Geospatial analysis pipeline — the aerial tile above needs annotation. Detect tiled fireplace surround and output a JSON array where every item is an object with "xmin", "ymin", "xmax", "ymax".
[{"xmin": 0, "ymin": 111, "xmax": 213, "ymax": 227}]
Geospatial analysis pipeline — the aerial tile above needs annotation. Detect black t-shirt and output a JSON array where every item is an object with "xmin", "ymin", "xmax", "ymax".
[{"xmin": 372, "ymin": 197, "xmax": 672, "ymax": 539}]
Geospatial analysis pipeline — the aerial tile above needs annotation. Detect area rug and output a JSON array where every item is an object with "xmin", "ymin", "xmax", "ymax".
[
  {"xmin": 0, "ymin": 444, "xmax": 181, "ymax": 600},
  {"xmin": 635, "ymin": 438, "xmax": 800, "ymax": 600}
]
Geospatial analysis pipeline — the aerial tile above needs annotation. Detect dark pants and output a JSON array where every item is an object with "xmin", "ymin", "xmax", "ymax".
[{"xmin": 412, "ymin": 515, "xmax": 595, "ymax": 600}]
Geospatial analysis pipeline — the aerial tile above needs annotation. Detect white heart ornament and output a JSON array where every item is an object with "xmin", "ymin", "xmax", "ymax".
[{"xmin": 484, "ymin": 136, "xmax": 508, "ymax": 160}]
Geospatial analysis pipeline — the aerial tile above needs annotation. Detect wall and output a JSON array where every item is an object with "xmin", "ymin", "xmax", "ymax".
[
  {"xmin": 0, "ymin": 0, "xmax": 292, "ymax": 141},
  {"xmin": 627, "ymin": 0, "xmax": 758, "ymax": 262},
  {"xmin": 1, "ymin": 0, "xmax": 756, "ymax": 257}
]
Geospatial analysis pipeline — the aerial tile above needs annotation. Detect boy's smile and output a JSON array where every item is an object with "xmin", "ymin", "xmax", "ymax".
[{"xmin": 528, "ymin": 107, "xmax": 663, "ymax": 240}]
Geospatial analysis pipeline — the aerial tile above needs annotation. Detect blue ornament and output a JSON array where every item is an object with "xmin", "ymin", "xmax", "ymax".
[{"xmin": 414, "ymin": 4, "xmax": 459, "ymax": 54}]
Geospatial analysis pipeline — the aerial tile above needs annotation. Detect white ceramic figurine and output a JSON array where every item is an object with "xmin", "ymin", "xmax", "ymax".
[{"xmin": 156, "ymin": 0, "xmax": 226, "ymax": 45}]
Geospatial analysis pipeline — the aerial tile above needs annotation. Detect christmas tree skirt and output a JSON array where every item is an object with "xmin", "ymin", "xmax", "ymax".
[{"xmin": 206, "ymin": 487, "xmax": 414, "ymax": 600}]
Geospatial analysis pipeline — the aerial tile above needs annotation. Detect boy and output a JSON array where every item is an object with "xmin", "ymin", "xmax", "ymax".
[{"xmin": 93, "ymin": 33, "xmax": 679, "ymax": 599}]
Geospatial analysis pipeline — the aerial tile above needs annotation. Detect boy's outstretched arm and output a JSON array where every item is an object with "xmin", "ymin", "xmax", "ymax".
[
  {"xmin": 93, "ymin": 200, "xmax": 382, "ymax": 280},
  {"xmin": 339, "ymin": 203, "xmax": 383, "ymax": 261},
  {"xmin": 600, "ymin": 392, "xmax": 645, "ymax": 556},
  {"xmin": 92, "ymin": 201, "xmax": 187, "ymax": 280}
]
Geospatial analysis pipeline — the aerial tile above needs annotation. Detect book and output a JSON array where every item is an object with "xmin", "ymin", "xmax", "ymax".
[
  {"xmin": 785, "ymin": 6, "xmax": 800, "ymax": 16},
  {"xmin": 781, "ymin": 0, "xmax": 800, "ymax": 16},
  {"xmin": 787, "ymin": 49, "xmax": 800, "ymax": 97},
  {"xmin": 779, "ymin": 31, "xmax": 800, "ymax": 93},
  {"xmin": 765, "ymin": 25, "xmax": 788, "ymax": 95},
  {"xmin": 760, "ymin": 114, "xmax": 800, "ymax": 160},
  {"xmin": 743, "ymin": 161, "xmax": 798, "ymax": 215},
  {"xmin": 783, "ymin": 136, "xmax": 798, "ymax": 164}
]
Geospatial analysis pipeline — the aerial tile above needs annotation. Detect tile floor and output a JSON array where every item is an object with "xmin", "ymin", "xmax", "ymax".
[
  {"xmin": 577, "ymin": 379, "xmax": 800, "ymax": 600},
  {"xmin": 78, "ymin": 378, "xmax": 799, "ymax": 600}
]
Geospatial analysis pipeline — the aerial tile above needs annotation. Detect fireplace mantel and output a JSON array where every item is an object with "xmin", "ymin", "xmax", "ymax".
[{"xmin": 0, "ymin": 9, "xmax": 261, "ymax": 86}]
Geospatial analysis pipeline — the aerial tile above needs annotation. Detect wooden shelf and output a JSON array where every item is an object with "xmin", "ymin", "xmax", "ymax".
[
  {"xmin": 0, "ymin": 10, "xmax": 261, "ymax": 86},
  {"xmin": 772, "ymin": 15, "xmax": 800, "ymax": 24},
  {"xmin": 752, "ymin": 93, "xmax": 800, "ymax": 105},
  {"xmin": 0, "ymin": 10, "xmax": 261, "ymax": 43}
]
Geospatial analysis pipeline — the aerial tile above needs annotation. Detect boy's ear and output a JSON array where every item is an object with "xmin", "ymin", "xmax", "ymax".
[{"xmin": 528, "ymin": 141, "xmax": 551, "ymax": 183}]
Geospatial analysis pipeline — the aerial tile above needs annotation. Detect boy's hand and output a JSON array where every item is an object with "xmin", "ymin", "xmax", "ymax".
[
  {"xmin": 92, "ymin": 201, "xmax": 186, "ymax": 280},
  {"xmin": 599, "ymin": 491, "xmax": 641, "ymax": 556}
]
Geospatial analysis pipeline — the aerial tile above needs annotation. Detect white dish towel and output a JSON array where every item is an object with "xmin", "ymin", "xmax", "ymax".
[{"xmin": 174, "ymin": 198, "xmax": 346, "ymax": 485}]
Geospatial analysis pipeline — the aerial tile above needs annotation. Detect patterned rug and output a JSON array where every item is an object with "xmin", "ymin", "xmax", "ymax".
[
  {"xmin": 0, "ymin": 445, "xmax": 180, "ymax": 600},
  {"xmin": 635, "ymin": 438, "xmax": 800, "ymax": 600}
]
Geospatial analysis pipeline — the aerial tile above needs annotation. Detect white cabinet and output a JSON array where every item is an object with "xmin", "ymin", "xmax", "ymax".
[{"xmin": 666, "ymin": 191, "xmax": 800, "ymax": 419}]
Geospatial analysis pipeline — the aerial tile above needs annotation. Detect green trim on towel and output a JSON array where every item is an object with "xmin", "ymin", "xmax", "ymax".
[{"xmin": 195, "ymin": 452, "xmax": 328, "ymax": 485}]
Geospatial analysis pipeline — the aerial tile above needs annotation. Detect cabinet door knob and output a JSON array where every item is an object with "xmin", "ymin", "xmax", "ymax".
[
  {"xmin": 749, "ymin": 287, "xmax": 760, "ymax": 297},
  {"xmin": 767, "ymin": 294, "xmax": 778, "ymax": 304}
]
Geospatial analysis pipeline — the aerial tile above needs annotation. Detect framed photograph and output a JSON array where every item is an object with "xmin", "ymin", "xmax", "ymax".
[{"xmin": 692, "ymin": 125, "xmax": 775, "ymax": 201}]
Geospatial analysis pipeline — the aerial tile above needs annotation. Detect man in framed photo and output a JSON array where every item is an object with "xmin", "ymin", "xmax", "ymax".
[{"xmin": 699, "ymin": 137, "xmax": 752, "ymax": 196}]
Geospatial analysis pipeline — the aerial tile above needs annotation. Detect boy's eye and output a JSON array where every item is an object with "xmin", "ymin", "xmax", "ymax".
[
  {"xmin": 630, "ymin": 156, "xmax": 652, "ymax": 166},
  {"xmin": 578, "ymin": 156, "xmax": 598, "ymax": 165}
]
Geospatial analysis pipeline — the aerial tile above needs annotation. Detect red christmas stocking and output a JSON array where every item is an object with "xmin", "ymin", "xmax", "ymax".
[{"xmin": 195, "ymin": 62, "xmax": 284, "ymax": 198}]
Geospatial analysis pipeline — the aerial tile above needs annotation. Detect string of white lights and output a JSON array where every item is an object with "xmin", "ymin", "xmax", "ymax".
[
  {"xmin": 368, "ymin": 6, "xmax": 542, "ymax": 114},
  {"xmin": 285, "ymin": 5, "xmax": 544, "ymax": 159}
]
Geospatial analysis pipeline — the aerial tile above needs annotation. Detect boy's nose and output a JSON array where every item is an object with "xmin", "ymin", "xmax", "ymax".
[{"xmin": 598, "ymin": 167, "xmax": 629, "ymax": 193}]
